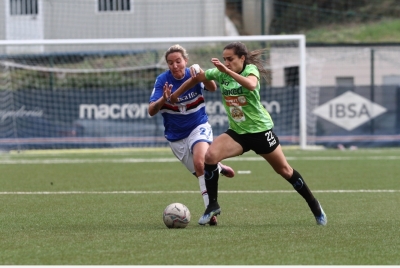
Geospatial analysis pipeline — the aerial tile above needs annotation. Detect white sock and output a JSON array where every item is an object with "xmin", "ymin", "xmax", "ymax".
[{"xmin": 198, "ymin": 175, "xmax": 209, "ymax": 208}]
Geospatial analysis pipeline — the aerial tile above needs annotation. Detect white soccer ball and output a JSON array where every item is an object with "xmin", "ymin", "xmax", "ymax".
[{"xmin": 163, "ymin": 203, "xmax": 191, "ymax": 228}]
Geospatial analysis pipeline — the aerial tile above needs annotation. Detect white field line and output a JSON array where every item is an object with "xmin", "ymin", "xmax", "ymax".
[
  {"xmin": 2, "ymin": 155, "xmax": 400, "ymax": 164},
  {"xmin": 0, "ymin": 190, "xmax": 399, "ymax": 195},
  {"xmin": 0, "ymin": 158, "xmax": 179, "ymax": 164}
]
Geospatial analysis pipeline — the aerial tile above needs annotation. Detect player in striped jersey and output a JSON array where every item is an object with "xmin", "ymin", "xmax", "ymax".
[{"xmin": 148, "ymin": 45, "xmax": 235, "ymax": 226}]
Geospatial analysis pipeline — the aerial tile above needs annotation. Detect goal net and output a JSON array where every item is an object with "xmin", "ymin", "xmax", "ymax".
[{"xmin": 0, "ymin": 36, "xmax": 314, "ymax": 151}]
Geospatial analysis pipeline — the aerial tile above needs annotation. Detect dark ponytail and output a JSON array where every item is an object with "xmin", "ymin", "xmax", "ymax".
[{"xmin": 224, "ymin": 42, "xmax": 271, "ymax": 83}]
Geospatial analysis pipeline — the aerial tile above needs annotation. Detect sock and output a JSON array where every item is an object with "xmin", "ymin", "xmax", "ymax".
[
  {"xmin": 287, "ymin": 169, "xmax": 321, "ymax": 216},
  {"xmin": 204, "ymin": 163, "xmax": 219, "ymax": 205},
  {"xmin": 198, "ymin": 175, "xmax": 209, "ymax": 208}
]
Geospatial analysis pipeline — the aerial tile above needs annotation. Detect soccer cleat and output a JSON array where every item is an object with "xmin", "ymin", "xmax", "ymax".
[
  {"xmin": 198, "ymin": 203, "xmax": 221, "ymax": 225},
  {"xmin": 219, "ymin": 163, "xmax": 235, "ymax": 178},
  {"xmin": 315, "ymin": 202, "xmax": 327, "ymax": 226},
  {"xmin": 209, "ymin": 216, "xmax": 218, "ymax": 226}
]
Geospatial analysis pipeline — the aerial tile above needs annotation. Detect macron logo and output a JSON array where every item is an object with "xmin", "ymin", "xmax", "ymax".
[{"xmin": 79, "ymin": 103, "xmax": 150, "ymax": 120}]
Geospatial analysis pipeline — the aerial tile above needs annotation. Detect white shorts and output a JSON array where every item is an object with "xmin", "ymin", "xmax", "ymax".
[{"xmin": 169, "ymin": 122, "xmax": 213, "ymax": 174}]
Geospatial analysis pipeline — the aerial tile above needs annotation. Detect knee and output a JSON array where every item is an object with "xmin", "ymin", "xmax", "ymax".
[
  {"xmin": 193, "ymin": 159, "xmax": 204, "ymax": 173},
  {"xmin": 204, "ymin": 149, "xmax": 218, "ymax": 165},
  {"xmin": 275, "ymin": 165, "xmax": 293, "ymax": 180}
]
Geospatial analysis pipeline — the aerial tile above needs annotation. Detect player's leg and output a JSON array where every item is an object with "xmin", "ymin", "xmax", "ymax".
[
  {"xmin": 191, "ymin": 141, "xmax": 210, "ymax": 208},
  {"xmin": 189, "ymin": 122, "xmax": 235, "ymax": 179},
  {"xmin": 192, "ymin": 141, "xmax": 222, "ymax": 225},
  {"xmin": 199, "ymin": 132, "xmax": 243, "ymax": 225},
  {"xmin": 188, "ymin": 123, "xmax": 234, "ymax": 225},
  {"xmin": 192, "ymin": 141, "xmax": 208, "ymax": 178},
  {"xmin": 260, "ymin": 143, "xmax": 327, "ymax": 226},
  {"xmin": 169, "ymin": 139, "xmax": 210, "ymax": 209}
]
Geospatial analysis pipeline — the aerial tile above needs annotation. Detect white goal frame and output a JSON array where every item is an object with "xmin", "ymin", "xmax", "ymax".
[{"xmin": 0, "ymin": 35, "xmax": 308, "ymax": 149}]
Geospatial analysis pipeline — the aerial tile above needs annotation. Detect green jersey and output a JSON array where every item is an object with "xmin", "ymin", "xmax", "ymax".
[{"xmin": 205, "ymin": 64, "xmax": 274, "ymax": 134}]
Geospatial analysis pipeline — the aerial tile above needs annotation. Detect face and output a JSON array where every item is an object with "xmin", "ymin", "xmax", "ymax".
[
  {"xmin": 166, "ymin": 52, "xmax": 188, "ymax": 79},
  {"xmin": 222, "ymin": 48, "xmax": 245, "ymax": 73}
]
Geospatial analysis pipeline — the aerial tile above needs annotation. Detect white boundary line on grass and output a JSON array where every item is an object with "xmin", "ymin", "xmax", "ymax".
[
  {"xmin": 2, "ymin": 155, "xmax": 400, "ymax": 164},
  {"xmin": 0, "ymin": 190, "xmax": 399, "ymax": 195}
]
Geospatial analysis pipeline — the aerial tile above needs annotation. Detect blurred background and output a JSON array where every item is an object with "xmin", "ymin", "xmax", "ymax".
[{"xmin": 1, "ymin": 0, "xmax": 400, "ymax": 150}]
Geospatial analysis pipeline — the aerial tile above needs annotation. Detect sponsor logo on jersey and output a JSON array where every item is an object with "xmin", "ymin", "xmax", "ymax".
[{"xmin": 221, "ymin": 87, "xmax": 243, "ymax": 96}]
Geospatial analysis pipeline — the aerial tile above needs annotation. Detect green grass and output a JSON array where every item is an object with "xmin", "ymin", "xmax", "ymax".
[
  {"xmin": 1, "ymin": 147, "xmax": 400, "ymax": 264},
  {"xmin": 305, "ymin": 18, "xmax": 400, "ymax": 43}
]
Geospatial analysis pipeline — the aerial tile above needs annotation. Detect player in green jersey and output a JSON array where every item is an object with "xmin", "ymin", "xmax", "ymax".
[{"xmin": 168, "ymin": 41, "xmax": 327, "ymax": 227}]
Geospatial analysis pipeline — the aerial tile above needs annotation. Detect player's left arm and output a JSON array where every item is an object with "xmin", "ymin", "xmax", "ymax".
[
  {"xmin": 192, "ymin": 63, "xmax": 217, "ymax": 92},
  {"xmin": 232, "ymin": 73, "xmax": 258, "ymax": 91},
  {"xmin": 201, "ymin": 68, "xmax": 217, "ymax": 92},
  {"xmin": 203, "ymin": 79, "xmax": 217, "ymax": 92},
  {"xmin": 169, "ymin": 71, "xmax": 210, "ymax": 104}
]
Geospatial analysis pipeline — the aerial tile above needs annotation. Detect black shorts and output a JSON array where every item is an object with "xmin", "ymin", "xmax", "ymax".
[{"xmin": 225, "ymin": 129, "xmax": 280, "ymax": 154}]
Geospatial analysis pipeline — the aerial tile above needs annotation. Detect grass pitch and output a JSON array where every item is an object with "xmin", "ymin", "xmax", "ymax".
[{"xmin": 1, "ymin": 147, "xmax": 399, "ymax": 265}]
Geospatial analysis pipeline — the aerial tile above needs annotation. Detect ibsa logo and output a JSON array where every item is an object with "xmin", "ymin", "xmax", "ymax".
[
  {"xmin": 79, "ymin": 104, "xmax": 150, "ymax": 119},
  {"xmin": 312, "ymin": 91, "xmax": 387, "ymax": 131}
]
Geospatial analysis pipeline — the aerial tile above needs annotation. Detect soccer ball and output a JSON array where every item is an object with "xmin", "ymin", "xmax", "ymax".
[{"xmin": 163, "ymin": 203, "xmax": 191, "ymax": 228}]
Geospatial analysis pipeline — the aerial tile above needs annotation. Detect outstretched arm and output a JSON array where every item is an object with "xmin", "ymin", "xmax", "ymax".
[
  {"xmin": 203, "ymin": 79, "xmax": 217, "ymax": 92},
  {"xmin": 191, "ymin": 63, "xmax": 217, "ymax": 92},
  {"xmin": 169, "ymin": 69, "xmax": 210, "ymax": 104}
]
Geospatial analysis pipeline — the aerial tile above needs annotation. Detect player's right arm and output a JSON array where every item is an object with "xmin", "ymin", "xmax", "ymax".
[
  {"xmin": 211, "ymin": 57, "xmax": 258, "ymax": 90},
  {"xmin": 169, "ymin": 71, "xmax": 208, "ymax": 104},
  {"xmin": 148, "ymin": 78, "xmax": 172, "ymax": 116}
]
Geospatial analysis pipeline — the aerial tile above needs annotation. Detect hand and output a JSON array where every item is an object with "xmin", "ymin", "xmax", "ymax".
[
  {"xmin": 211, "ymin": 58, "xmax": 228, "ymax": 73},
  {"xmin": 163, "ymin": 82, "xmax": 173, "ymax": 102},
  {"xmin": 163, "ymin": 82, "xmax": 179, "ymax": 104},
  {"xmin": 189, "ymin": 64, "xmax": 201, "ymax": 78}
]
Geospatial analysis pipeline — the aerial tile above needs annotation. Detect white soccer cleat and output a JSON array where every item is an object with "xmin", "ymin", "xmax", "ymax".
[
  {"xmin": 315, "ymin": 202, "xmax": 327, "ymax": 226},
  {"xmin": 198, "ymin": 203, "xmax": 221, "ymax": 225}
]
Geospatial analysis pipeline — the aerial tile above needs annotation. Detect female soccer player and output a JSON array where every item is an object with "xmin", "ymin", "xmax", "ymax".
[
  {"xmin": 168, "ymin": 42, "xmax": 327, "ymax": 226},
  {"xmin": 148, "ymin": 44, "xmax": 235, "ymax": 226}
]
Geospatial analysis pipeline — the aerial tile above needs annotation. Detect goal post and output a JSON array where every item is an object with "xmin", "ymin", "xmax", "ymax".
[{"xmin": 0, "ymin": 35, "xmax": 311, "ymax": 150}]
